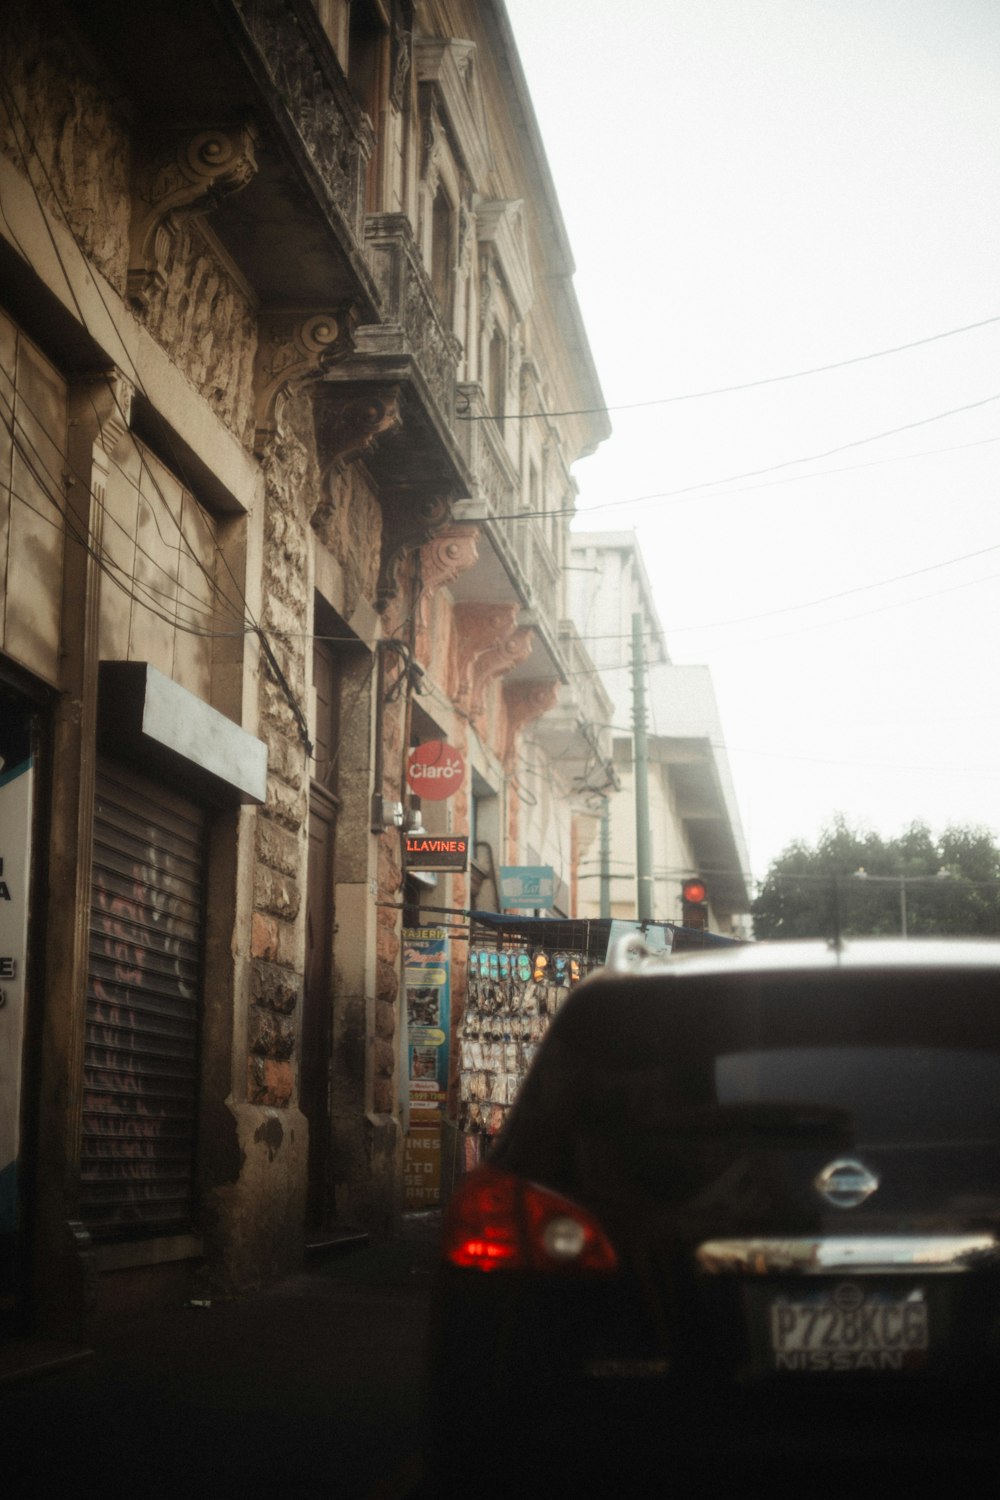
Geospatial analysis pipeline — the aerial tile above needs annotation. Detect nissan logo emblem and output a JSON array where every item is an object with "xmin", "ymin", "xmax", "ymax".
[{"xmin": 814, "ymin": 1158, "xmax": 880, "ymax": 1210}]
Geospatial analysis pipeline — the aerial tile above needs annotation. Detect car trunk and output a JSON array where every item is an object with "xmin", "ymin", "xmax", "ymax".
[{"xmin": 495, "ymin": 966, "xmax": 1000, "ymax": 1393}]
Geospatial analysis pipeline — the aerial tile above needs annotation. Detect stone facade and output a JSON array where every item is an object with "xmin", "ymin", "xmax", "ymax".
[{"xmin": 0, "ymin": 0, "xmax": 636, "ymax": 1335}]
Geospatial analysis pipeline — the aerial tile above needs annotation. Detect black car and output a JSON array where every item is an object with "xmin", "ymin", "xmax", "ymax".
[{"xmin": 424, "ymin": 939, "xmax": 1000, "ymax": 1492}]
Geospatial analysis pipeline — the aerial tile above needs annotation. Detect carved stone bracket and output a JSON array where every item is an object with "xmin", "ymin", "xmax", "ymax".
[
  {"xmin": 503, "ymin": 679, "xmax": 560, "ymax": 768},
  {"xmin": 313, "ymin": 386, "xmax": 402, "ymax": 480},
  {"xmin": 470, "ymin": 623, "xmax": 534, "ymax": 716},
  {"xmin": 376, "ymin": 492, "xmax": 453, "ymax": 614},
  {"xmin": 77, "ymin": 367, "xmax": 135, "ymax": 457},
  {"xmin": 416, "ymin": 526, "xmax": 480, "ymax": 627},
  {"xmin": 128, "ymin": 125, "xmax": 259, "ymax": 309},
  {"xmin": 253, "ymin": 310, "xmax": 359, "ymax": 454},
  {"xmin": 453, "ymin": 602, "xmax": 518, "ymax": 704}
]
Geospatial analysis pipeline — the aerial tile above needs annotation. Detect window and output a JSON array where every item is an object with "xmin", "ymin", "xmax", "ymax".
[
  {"xmin": 348, "ymin": 0, "xmax": 384, "ymax": 120},
  {"xmin": 489, "ymin": 328, "xmax": 507, "ymax": 429},
  {"xmin": 431, "ymin": 186, "xmax": 454, "ymax": 318}
]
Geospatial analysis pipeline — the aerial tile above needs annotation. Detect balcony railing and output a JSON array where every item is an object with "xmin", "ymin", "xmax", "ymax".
[
  {"xmin": 454, "ymin": 384, "xmax": 566, "ymax": 645},
  {"xmin": 455, "ymin": 383, "xmax": 519, "ymax": 541},
  {"xmin": 230, "ymin": 0, "xmax": 372, "ymax": 244},
  {"xmin": 361, "ymin": 215, "xmax": 462, "ymax": 426}
]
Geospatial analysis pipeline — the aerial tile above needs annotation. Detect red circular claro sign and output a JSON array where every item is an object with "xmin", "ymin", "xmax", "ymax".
[{"xmin": 406, "ymin": 740, "xmax": 466, "ymax": 801}]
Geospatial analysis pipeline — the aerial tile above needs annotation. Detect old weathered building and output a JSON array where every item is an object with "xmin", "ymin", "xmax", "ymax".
[{"xmin": 0, "ymin": 0, "xmax": 613, "ymax": 1329}]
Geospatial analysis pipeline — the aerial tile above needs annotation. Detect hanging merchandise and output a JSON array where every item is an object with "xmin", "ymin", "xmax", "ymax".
[
  {"xmin": 458, "ymin": 927, "xmax": 599, "ymax": 1139},
  {"xmin": 382, "ymin": 902, "xmax": 741, "ymax": 1160}
]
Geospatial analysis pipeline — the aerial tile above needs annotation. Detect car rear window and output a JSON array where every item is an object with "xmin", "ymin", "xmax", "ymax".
[
  {"xmin": 495, "ymin": 966, "xmax": 1000, "ymax": 1180},
  {"xmin": 716, "ymin": 1045, "xmax": 1000, "ymax": 1145}
]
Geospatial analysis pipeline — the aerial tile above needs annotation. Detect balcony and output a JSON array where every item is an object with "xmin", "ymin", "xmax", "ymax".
[
  {"xmin": 450, "ymin": 385, "xmax": 565, "ymax": 686},
  {"xmin": 315, "ymin": 215, "xmax": 470, "ymax": 509},
  {"xmin": 70, "ymin": 0, "xmax": 380, "ymax": 314}
]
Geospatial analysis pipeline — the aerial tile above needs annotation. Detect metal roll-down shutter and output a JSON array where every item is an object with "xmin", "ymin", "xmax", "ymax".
[{"xmin": 81, "ymin": 762, "xmax": 206, "ymax": 1240}]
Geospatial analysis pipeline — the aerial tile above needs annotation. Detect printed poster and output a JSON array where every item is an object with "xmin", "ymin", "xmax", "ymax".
[{"xmin": 404, "ymin": 926, "xmax": 451, "ymax": 1119}]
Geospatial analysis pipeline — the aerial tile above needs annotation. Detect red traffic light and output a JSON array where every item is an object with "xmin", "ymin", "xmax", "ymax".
[{"xmin": 682, "ymin": 878, "xmax": 707, "ymax": 905}]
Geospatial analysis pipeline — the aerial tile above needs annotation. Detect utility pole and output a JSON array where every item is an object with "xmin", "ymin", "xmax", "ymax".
[
  {"xmin": 599, "ymin": 797, "xmax": 612, "ymax": 919},
  {"xmin": 631, "ymin": 612, "xmax": 654, "ymax": 921}
]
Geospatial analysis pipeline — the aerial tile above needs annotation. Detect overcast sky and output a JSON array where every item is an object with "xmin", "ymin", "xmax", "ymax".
[{"xmin": 504, "ymin": 0, "xmax": 1000, "ymax": 883}]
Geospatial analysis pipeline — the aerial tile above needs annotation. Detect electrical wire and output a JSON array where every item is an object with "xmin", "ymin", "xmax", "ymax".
[
  {"xmin": 457, "ymin": 314, "xmax": 1000, "ymax": 422},
  {"xmin": 486, "ymin": 392, "xmax": 1000, "ymax": 522},
  {"xmin": 570, "ymin": 540, "xmax": 1000, "ymax": 639},
  {"xmin": 0, "ymin": 68, "xmax": 315, "ymax": 750},
  {"xmin": 558, "ymin": 562, "xmax": 999, "ymax": 675},
  {"xmin": 0, "ymin": 168, "xmax": 248, "ymax": 631},
  {"xmin": 0, "ymin": 392, "xmax": 249, "ymax": 635},
  {"xmin": 6, "ymin": 64, "xmax": 994, "ymax": 826},
  {"xmin": 747, "ymin": 567, "xmax": 1000, "ymax": 644},
  {"xmin": 651, "ymin": 432, "xmax": 1000, "ymax": 507},
  {"xmin": 8, "ymin": 103, "xmax": 250, "ymax": 621},
  {"xmin": 1, "ymin": 387, "xmax": 255, "ymax": 640}
]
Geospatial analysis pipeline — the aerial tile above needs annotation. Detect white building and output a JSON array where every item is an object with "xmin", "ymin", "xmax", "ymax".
[{"xmin": 568, "ymin": 532, "xmax": 751, "ymax": 937}]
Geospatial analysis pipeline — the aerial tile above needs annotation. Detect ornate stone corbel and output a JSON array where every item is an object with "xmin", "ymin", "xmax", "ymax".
[
  {"xmin": 470, "ymin": 624, "xmax": 534, "ymax": 716},
  {"xmin": 314, "ymin": 386, "xmax": 402, "ymax": 479},
  {"xmin": 253, "ymin": 310, "xmax": 359, "ymax": 454},
  {"xmin": 376, "ymin": 492, "xmax": 452, "ymax": 613},
  {"xmin": 77, "ymin": 368, "xmax": 135, "ymax": 457},
  {"xmin": 453, "ymin": 603, "xmax": 518, "ymax": 704},
  {"xmin": 128, "ymin": 125, "xmax": 259, "ymax": 309},
  {"xmin": 417, "ymin": 526, "xmax": 480, "ymax": 627},
  {"xmin": 71, "ymin": 368, "xmax": 135, "ymax": 522},
  {"xmin": 503, "ymin": 679, "xmax": 560, "ymax": 768}
]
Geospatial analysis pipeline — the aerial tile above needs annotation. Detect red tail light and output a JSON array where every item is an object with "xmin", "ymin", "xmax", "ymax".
[{"xmin": 442, "ymin": 1165, "xmax": 618, "ymax": 1274}]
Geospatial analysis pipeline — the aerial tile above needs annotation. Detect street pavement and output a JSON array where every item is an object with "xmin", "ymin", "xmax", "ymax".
[{"xmin": 0, "ymin": 1214, "xmax": 441, "ymax": 1500}]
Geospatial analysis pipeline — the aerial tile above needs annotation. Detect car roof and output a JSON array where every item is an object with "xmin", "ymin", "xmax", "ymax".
[{"xmin": 599, "ymin": 936, "xmax": 1000, "ymax": 985}]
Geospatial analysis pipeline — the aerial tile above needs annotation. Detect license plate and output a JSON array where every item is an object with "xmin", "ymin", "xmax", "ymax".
[{"xmin": 769, "ymin": 1286, "xmax": 929, "ymax": 1372}]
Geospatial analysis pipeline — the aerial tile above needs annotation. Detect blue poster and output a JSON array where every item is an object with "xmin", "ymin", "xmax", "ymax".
[
  {"xmin": 404, "ymin": 927, "xmax": 451, "ymax": 1119},
  {"xmin": 499, "ymin": 865, "xmax": 556, "ymax": 910}
]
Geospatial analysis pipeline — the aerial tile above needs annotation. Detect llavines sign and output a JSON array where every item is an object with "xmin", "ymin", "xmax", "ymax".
[{"xmin": 405, "ymin": 833, "xmax": 469, "ymax": 872}]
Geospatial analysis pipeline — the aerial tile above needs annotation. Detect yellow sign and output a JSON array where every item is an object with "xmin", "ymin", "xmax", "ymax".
[{"xmin": 404, "ymin": 1126, "xmax": 442, "ymax": 1207}]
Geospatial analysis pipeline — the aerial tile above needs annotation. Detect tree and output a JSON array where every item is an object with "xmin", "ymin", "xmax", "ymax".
[{"xmin": 751, "ymin": 817, "xmax": 1000, "ymax": 940}]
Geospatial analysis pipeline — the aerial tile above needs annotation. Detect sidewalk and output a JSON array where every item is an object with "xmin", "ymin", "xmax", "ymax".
[{"xmin": 0, "ymin": 1213, "xmax": 442, "ymax": 1500}]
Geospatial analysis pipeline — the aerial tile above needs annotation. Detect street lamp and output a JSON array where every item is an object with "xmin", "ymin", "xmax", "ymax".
[{"xmin": 851, "ymin": 868, "xmax": 951, "ymax": 938}]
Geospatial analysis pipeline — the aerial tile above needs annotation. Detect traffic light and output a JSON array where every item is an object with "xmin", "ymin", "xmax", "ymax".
[{"xmin": 681, "ymin": 877, "xmax": 708, "ymax": 930}]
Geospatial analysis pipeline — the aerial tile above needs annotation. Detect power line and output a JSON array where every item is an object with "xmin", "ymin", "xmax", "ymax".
[
  {"xmin": 457, "ymin": 313, "xmax": 1000, "ymax": 422},
  {"xmin": 751, "ymin": 567, "xmax": 1000, "ymax": 643},
  {"xmin": 487, "ymin": 392, "xmax": 1000, "ymax": 522},
  {"xmin": 633, "ymin": 432, "xmax": 1000, "ymax": 508},
  {"xmin": 0, "ymin": 163, "xmax": 246, "ymax": 630},
  {"xmin": 576, "ymin": 716, "xmax": 999, "ymax": 778},
  {"xmin": 575, "ymin": 540, "xmax": 1000, "ymax": 637},
  {"xmin": 0, "ymin": 394, "xmax": 249, "ymax": 636},
  {"xmin": 0, "ymin": 68, "xmax": 314, "ymax": 750}
]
